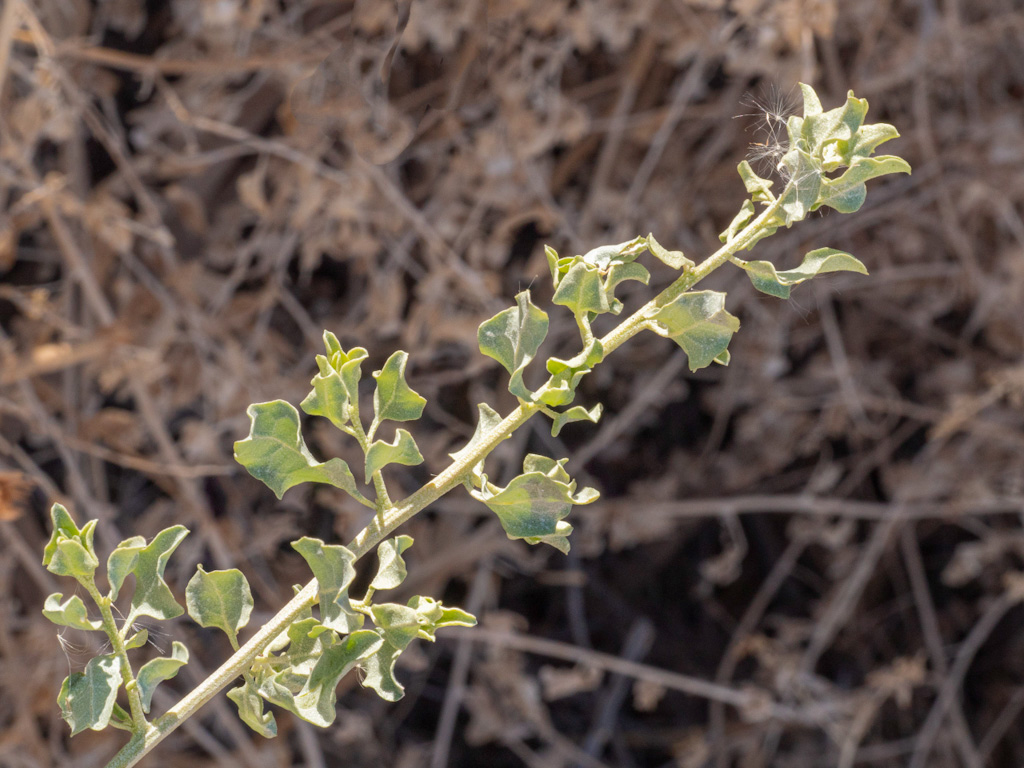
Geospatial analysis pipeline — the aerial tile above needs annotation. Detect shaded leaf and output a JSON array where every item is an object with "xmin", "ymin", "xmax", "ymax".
[
  {"xmin": 738, "ymin": 248, "xmax": 868, "ymax": 299},
  {"xmin": 478, "ymin": 291, "xmax": 549, "ymax": 401},
  {"xmin": 234, "ymin": 400, "xmax": 369, "ymax": 505},
  {"xmin": 42, "ymin": 593, "xmax": 102, "ymax": 631},
  {"xmin": 359, "ymin": 634, "xmax": 405, "ymax": 702},
  {"xmin": 124, "ymin": 629, "xmax": 148, "ymax": 650},
  {"xmin": 373, "ymin": 351, "xmax": 427, "ymax": 423},
  {"xmin": 647, "ymin": 291, "xmax": 740, "ymax": 372},
  {"xmin": 136, "ymin": 641, "xmax": 188, "ymax": 713},
  {"xmin": 228, "ymin": 677, "xmax": 277, "ymax": 738},
  {"xmin": 129, "ymin": 525, "xmax": 188, "ymax": 622},
  {"xmin": 186, "ymin": 566, "xmax": 254, "ymax": 649},
  {"xmin": 548, "ymin": 403, "xmax": 603, "ymax": 438},
  {"xmin": 292, "ymin": 538, "xmax": 362, "ymax": 633},
  {"xmin": 58, "ymin": 654, "xmax": 122, "ymax": 735},
  {"xmin": 371, "ymin": 535, "xmax": 414, "ymax": 591},
  {"xmin": 364, "ymin": 429, "xmax": 423, "ymax": 483}
]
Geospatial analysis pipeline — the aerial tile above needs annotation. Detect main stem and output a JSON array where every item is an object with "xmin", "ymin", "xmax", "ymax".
[{"xmin": 106, "ymin": 193, "xmax": 785, "ymax": 768}]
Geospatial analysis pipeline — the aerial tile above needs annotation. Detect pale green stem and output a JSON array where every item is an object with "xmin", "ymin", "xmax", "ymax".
[
  {"xmin": 85, "ymin": 579, "xmax": 149, "ymax": 733},
  {"xmin": 104, "ymin": 191, "xmax": 787, "ymax": 768}
]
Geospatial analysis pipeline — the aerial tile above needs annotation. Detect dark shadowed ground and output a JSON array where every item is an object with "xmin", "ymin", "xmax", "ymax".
[{"xmin": 2, "ymin": 1, "xmax": 1023, "ymax": 766}]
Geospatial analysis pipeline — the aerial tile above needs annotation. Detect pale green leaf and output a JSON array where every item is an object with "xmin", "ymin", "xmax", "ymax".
[
  {"xmin": 471, "ymin": 454, "xmax": 599, "ymax": 554},
  {"xmin": 128, "ymin": 525, "xmax": 188, "ymax": 622},
  {"xmin": 406, "ymin": 595, "xmax": 476, "ymax": 641},
  {"xmin": 736, "ymin": 162, "xmax": 775, "ymax": 204},
  {"xmin": 478, "ymin": 291, "xmax": 549, "ymax": 401},
  {"xmin": 42, "ymin": 593, "xmax": 101, "ymax": 631},
  {"xmin": 647, "ymin": 291, "xmax": 740, "ymax": 371},
  {"xmin": 58, "ymin": 654, "xmax": 122, "ymax": 735},
  {"xmin": 552, "ymin": 262, "xmax": 613, "ymax": 317},
  {"xmin": 815, "ymin": 155, "xmax": 912, "ymax": 214},
  {"xmin": 580, "ymin": 236, "xmax": 646, "ymax": 270},
  {"xmin": 364, "ymin": 429, "xmax": 424, "ymax": 483},
  {"xmin": 371, "ymin": 535, "xmax": 414, "ymax": 590},
  {"xmin": 548, "ymin": 403, "xmax": 603, "ymax": 437},
  {"xmin": 449, "ymin": 403, "xmax": 506, "ymax": 487},
  {"xmin": 292, "ymin": 630, "xmax": 382, "ymax": 726},
  {"xmin": 125, "ymin": 629, "xmax": 148, "ymax": 650},
  {"xmin": 186, "ymin": 566, "xmax": 254, "ymax": 649},
  {"xmin": 291, "ymin": 538, "xmax": 362, "ymax": 633},
  {"xmin": 646, "ymin": 234, "xmax": 694, "ymax": 270},
  {"xmin": 227, "ymin": 677, "xmax": 277, "ymax": 738},
  {"xmin": 106, "ymin": 535, "xmax": 146, "ymax": 601},
  {"xmin": 43, "ymin": 504, "xmax": 99, "ymax": 580},
  {"xmin": 234, "ymin": 400, "xmax": 369, "ymax": 505},
  {"xmin": 720, "ymin": 199, "xmax": 756, "ymax": 243},
  {"xmin": 369, "ymin": 603, "xmax": 421, "ymax": 651},
  {"xmin": 739, "ymin": 248, "xmax": 867, "ymax": 299},
  {"xmin": 373, "ymin": 351, "xmax": 427, "ymax": 423},
  {"xmin": 300, "ymin": 336, "xmax": 369, "ymax": 431},
  {"xmin": 136, "ymin": 641, "xmax": 188, "ymax": 713},
  {"xmin": 359, "ymin": 634, "xmax": 405, "ymax": 702},
  {"xmin": 42, "ymin": 503, "xmax": 83, "ymax": 567}
]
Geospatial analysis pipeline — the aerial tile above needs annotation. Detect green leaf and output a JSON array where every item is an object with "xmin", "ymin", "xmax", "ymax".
[
  {"xmin": 186, "ymin": 566, "xmax": 254, "ymax": 649},
  {"xmin": 58, "ymin": 654, "xmax": 122, "ymax": 735},
  {"xmin": 42, "ymin": 593, "xmax": 102, "ymax": 631},
  {"xmin": 128, "ymin": 525, "xmax": 188, "ymax": 622},
  {"xmin": 815, "ymin": 155, "xmax": 912, "ymax": 214},
  {"xmin": 605, "ymin": 262, "xmax": 650, "ymax": 309},
  {"xmin": 136, "ymin": 641, "xmax": 188, "ymax": 714},
  {"xmin": 292, "ymin": 630, "xmax": 382, "ymax": 726},
  {"xmin": 646, "ymin": 234, "xmax": 694, "ymax": 270},
  {"xmin": 406, "ymin": 595, "xmax": 476, "ymax": 641},
  {"xmin": 647, "ymin": 291, "xmax": 740, "ymax": 372},
  {"xmin": 778, "ymin": 148, "xmax": 822, "ymax": 224},
  {"xmin": 736, "ymin": 161, "xmax": 775, "ymax": 204},
  {"xmin": 799, "ymin": 82, "xmax": 823, "ymax": 117},
  {"xmin": 300, "ymin": 334, "xmax": 369, "ymax": 431},
  {"xmin": 234, "ymin": 400, "xmax": 369, "ymax": 505},
  {"xmin": 720, "ymin": 199, "xmax": 756, "ymax": 243},
  {"xmin": 478, "ymin": 291, "xmax": 550, "ymax": 401},
  {"xmin": 471, "ymin": 454, "xmax": 599, "ymax": 554},
  {"xmin": 738, "ymin": 248, "xmax": 868, "ymax": 299},
  {"xmin": 228, "ymin": 677, "xmax": 277, "ymax": 738},
  {"xmin": 548, "ymin": 403, "xmax": 603, "ymax": 437},
  {"xmin": 43, "ymin": 504, "xmax": 99, "ymax": 580},
  {"xmin": 359, "ymin": 634, "xmax": 405, "ymax": 702},
  {"xmin": 371, "ymin": 535, "xmax": 415, "ymax": 590},
  {"xmin": 125, "ymin": 629, "xmax": 148, "ymax": 650},
  {"xmin": 291, "ymin": 538, "xmax": 362, "ymax": 633},
  {"xmin": 106, "ymin": 536, "xmax": 146, "ymax": 601},
  {"xmin": 373, "ymin": 351, "xmax": 427, "ymax": 423},
  {"xmin": 545, "ymin": 245, "xmax": 576, "ymax": 289},
  {"xmin": 370, "ymin": 603, "xmax": 421, "ymax": 651},
  {"xmin": 552, "ymin": 262, "xmax": 614, "ymax": 317},
  {"xmin": 449, "ymin": 403, "xmax": 506, "ymax": 487},
  {"xmin": 580, "ymin": 236, "xmax": 646, "ymax": 270},
  {"xmin": 364, "ymin": 429, "xmax": 424, "ymax": 483}
]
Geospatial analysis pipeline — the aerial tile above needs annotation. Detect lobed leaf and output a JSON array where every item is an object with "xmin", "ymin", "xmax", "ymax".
[
  {"xmin": 359, "ymin": 635, "xmax": 405, "ymax": 702},
  {"xmin": 548, "ymin": 403, "xmax": 603, "ymax": 437},
  {"xmin": 364, "ymin": 429, "xmax": 424, "ymax": 483},
  {"xmin": 647, "ymin": 291, "xmax": 740, "ymax": 371},
  {"xmin": 552, "ymin": 261, "xmax": 614, "ymax": 317},
  {"xmin": 300, "ymin": 333, "xmax": 369, "ymax": 431},
  {"xmin": 291, "ymin": 630, "xmax": 382, "ymax": 726},
  {"xmin": 228, "ymin": 677, "xmax": 277, "ymax": 738},
  {"xmin": 129, "ymin": 525, "xmax": 189, "ymax": 622},
  {"xmin": 292, "ymin": 538, "xmax": 362, "ymax": 633},
  {"xmin": 371, "ymin": 535, "xmax": 414, "ymax": 591},
  {"xmin": 449, "ymin": 403, "xmax": 506, "ymax": 487},
  {"xmin": 186, "ymin": 566, "xmax": 254, "ymax": 649},
  {"xmin": 234, "ymin": 400, "xmax": 369, "ymax": 505},
  {"xmin": 580, "ymin": 236, "xmax": 646, "ymax": 271},
  {"xmin": 736, "ymin": 161, "xmax": 775, "ymax": 204},
  {"xmin": 58, "ymin": 654, "xmax": 122, "ymax": 735},
  {"xmin": 42, "ymin": 593, "xmax": 102, "ymax": 631},
  {"xmin": 478, "ymin": 291, "xmax": 549, "ymax": 401},
  {"xmin": 471, "ymin": 454, "xmax": 599, "ymax": 554},
  {"xmin": 815, "ymin": 155, "xmax": 912, "ymax": 214},
  {"xmin": 136, "ymin": 641, "xmax": 189, "ymax": 713},
  {"xmin": 405, "ymin": 595, "xmax": 476, "ymax": 641},
  {"xmin": 43, "ymin": 504, "xmax": 99, "ymax": 580},
  {"xmin": 738, "ymin": 248, "xmax": 867, "ymax": 299},
  {"xmin": 373, "ymin": 351, "xmax": 427, "ymax": 424},
  {"xmin": 125, "ymin": 629, "xmax": 148, "ymax": 650}
]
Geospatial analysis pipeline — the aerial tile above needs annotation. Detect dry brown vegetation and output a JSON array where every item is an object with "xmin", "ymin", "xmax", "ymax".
[{"xmin": 2, "ymin": 1, "xmax": 1024, "ymax": 766}]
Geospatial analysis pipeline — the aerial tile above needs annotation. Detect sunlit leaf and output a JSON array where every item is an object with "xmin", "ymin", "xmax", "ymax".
[
  {"xmin": 129, "ymin": 525, "xmax": 188, "ymax": 622},
  {"xmin": 373, "ymin": 351, "xmax": 427, "ymax": 423},
  {"xmin": 449, "ymin": 403, "xmax": 506, "ymax": 487},
  {"xmin": 364, "ymin": 429, "xmax": 423, "ymax": 483},
  {"xmin": 234, "ymin": 400, "xmax": 369, "ymax": 505},
  {"xmin": 359, "ymin": 634, "xmax": 405, "ymax": 702},
  {"xmin": 186, "ymin": 566, "xmax": 254, "ymax": 649},
  {"xmin": 58, "ymin": 654, "xmax": 122, "ymax": 735},
  {"xmin": 136, "ymin": 641, "xmax": 188, "ymax": 713},
  {"xmin": 292, "ymin": 538, "xmax": 362, "ymax": 633},
  {"xmin": 106, "ymin": 536, "xmax": 146, "ymax": 601},
  {"xmin": 548, "ymin": 403, "xmax": 603, "ymax": 437},
  {"xmin": 647, "ymin": 291, "xmax": 740, "ymax": 371},
  {"xmin": 43, "ymin": 504, "xmax": 99, "ymax": 580},
  {"xmin": 736, "ymin": 162, "xmax": 775, "ymax": 205},
  {"xmin": 478, "ymin": 291, "xmax": 549, "ymax": 401},
  {"xmin": 42, "ymin": 593, "xmax": 102, "ymax": 631},
  {"xmin": 371, "ymin": 535, "xmax": 414, "ymax": 591},
  {"xmin": 552, "ymin": 262, "xmax": 613, "ymax": 317},
  {"xmin": 815, "ymin": 155, "xmax": 912, "ymax": 214},
  {"xmin": 125, "ymin": 629, "xmax": 148, "ymax": 650},
  {"xmin": 369, "ymin": 603, "xmax": 421, "ymax": 651},
  {"xmin": 406, "ymin": 595, "xmax": 476, "ymax": 641},
  {"xmin": 738, "ymin": 248, "xmax": 868, "ymax": 299},
  {"xmin": 300, "ymin": 333, "xmax": 369, "ymax": 431},
  {"xmin": 292, "ymin": 630, "xmax": 382, "ymax": 726}
]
